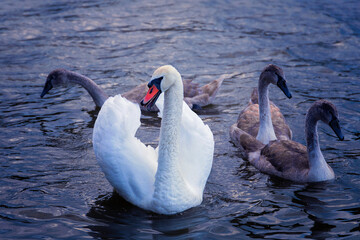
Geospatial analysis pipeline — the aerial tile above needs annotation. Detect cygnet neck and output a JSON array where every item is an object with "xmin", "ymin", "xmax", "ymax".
[
  {"xmin": 67, "ymin": 71, "xmax": 108, "ymax": 107},
  {"xmin": 305, "ymin": 112, "xmax": 334, "ymax": 181},
  {"xmin": 256, "ymin": 78, "xmax": 277, "ymax": 144}
]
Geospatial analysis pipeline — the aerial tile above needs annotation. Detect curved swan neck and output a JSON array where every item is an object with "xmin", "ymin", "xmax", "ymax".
[
  {"xmin": 256, "ymin": 79, "xmax": 277, "ymax": 144},
  {"xmin": 152, "ymin": 77, "xmax": 185, "ymax": 212},
  {"xmin": 305, "ymin": 113, "xmax": 334, "ymax": 181},
  {"xmin": 157, "ymin": 80, "xmax": 184, "ymax": 169},
  {"xmin": 67, "ymin": 71, "xmax": 108, "ymax": 107},
  {"xmin": 305, "ymin": 116, "xmax": 325, "ymax": 167}
]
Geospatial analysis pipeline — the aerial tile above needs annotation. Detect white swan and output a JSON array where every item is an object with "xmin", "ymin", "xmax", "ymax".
[
  {"xmin": 230, "ymin": 64, "xmax": 292, "ymax": 147},
  {"xmin": 92, "ymin": 65, "xmax": 214, "ymax": 214}
]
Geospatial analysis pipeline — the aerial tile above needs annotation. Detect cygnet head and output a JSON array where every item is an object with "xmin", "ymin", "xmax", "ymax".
[
  {"xmin": 307, "ymin": 99, "xmax": 344, "ymax": 140},
  {"xmin": 40, "ymin": 69, "xmax": 69, "ymax": 98},
  {"xmin": 141, "ymin": 65, "xmax": 181, "ymax": 111},
  {"xmin": 260, "ymin": 64, "xmax": 292, "ymax": 99}
]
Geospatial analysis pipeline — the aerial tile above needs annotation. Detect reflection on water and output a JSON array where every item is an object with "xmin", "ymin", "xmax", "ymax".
[
  {"xmin": 0, "ymin": 0, "xmax": 359, "ymax": 239},
  {"xmin": 86, "ymin": 192, "xmax": 212, "ymax": 239}
]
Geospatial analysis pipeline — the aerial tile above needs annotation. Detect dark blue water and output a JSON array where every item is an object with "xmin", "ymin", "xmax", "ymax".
[{"xmin": 1, "ymin": 0, "xmax": 359, "ymax": 239}]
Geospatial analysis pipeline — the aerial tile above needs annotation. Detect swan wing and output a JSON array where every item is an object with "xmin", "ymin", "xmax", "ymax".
[
  {"xmin": 230, "ymin": 123, "xmax": 265, "ymax": 153},
  {"xmin": 93, "ymin": 95, "xmax": 157, "ymax": 208},
  {"xmin": 259, "ymin": 140, "xmax": 308, "ymax": 177},
  {"xmin": 156, "ymin": 95, "xmax": 214, "ymax": 194}
]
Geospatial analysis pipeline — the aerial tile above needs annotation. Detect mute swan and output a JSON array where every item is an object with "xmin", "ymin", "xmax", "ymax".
[
  {"xmin": 40, "ymin": 68, "xmax": 237, "ymax": 111},
  {"xmin": 230, "ymin": 64, "xmax": 292, "ymax": 146},
  {"xmin": 238, "ymin": 99, "xmax": 344, "ymax": 182},
  {"xmin": 92, "ymin": 65, "xmax": 214, "ymax": 214}
]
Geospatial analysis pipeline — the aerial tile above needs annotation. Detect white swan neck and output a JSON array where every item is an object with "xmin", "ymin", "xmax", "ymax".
[
  {"xmin": 68, "ymin": 72, "xmax": 108, "ymax": 107},
  {"xmin": 158, "ymin": 82, "xmax": 183, "ymax": 162},
  {"xmin": 305, "ymin": 116, "xmax": 334, "ymax": 181},
  {"xmin": 256, "ymin": 80, "xmax": 277, "ymax": 144},
  {"xmin": 153, "ymin": 79, "xmax": 184, "ymax": 199}
]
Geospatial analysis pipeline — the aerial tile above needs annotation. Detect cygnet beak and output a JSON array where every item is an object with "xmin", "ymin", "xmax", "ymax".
[
  {"xmin": 329, "ymin": 117, "xmax": 344, "ymax": 141},
  {"xmin": 40, "ymin": 80, "xmax": 53, "ymax": 98},
  {"xmin": 276, "ymin": 76, "xmax": 292, "ymax": 99}
]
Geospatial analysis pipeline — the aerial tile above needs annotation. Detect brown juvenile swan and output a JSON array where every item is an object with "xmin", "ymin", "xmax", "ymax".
[
  {"xmin": 40, "ymin": 69, "xmax": 237, "ymax": 111},
  {"xmin": 238, "ymin": 99, "xmax": 344, "ymax": 182},
  {"xmin": 230, "ymin": 64, "xmax": 292, "ymax": 146}
]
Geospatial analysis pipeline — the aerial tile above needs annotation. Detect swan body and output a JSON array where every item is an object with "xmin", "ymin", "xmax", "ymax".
[
  {"xmin": 230, "ymin": 64, "xmax": 292, "ymax": 147},
  {"xmin": 41, "ymin": 68, "xmax": 237, "ymax": 111},
  {"xmin": 93, "ymin": 65, "xmax": 214, "ymax": 214},
  {"xmin": 238, "ymin": 99, "xmax": 344, "ymax": 182}
]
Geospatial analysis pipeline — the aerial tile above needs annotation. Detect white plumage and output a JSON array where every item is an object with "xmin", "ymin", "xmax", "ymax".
[{"xmin": 93, "ymin": 65, "xmax": 214, "ymax": 215}]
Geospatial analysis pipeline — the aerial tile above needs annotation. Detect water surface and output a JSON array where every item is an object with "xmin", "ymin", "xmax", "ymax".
[{"xmin": 1, "ymin": 0, "xmax": 359, "ymax": 239}]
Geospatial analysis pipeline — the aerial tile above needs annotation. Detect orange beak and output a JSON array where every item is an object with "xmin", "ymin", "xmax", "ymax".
[{"xmin": 141, "ymin": 84, "xmax": 161, "ymax": 111}]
